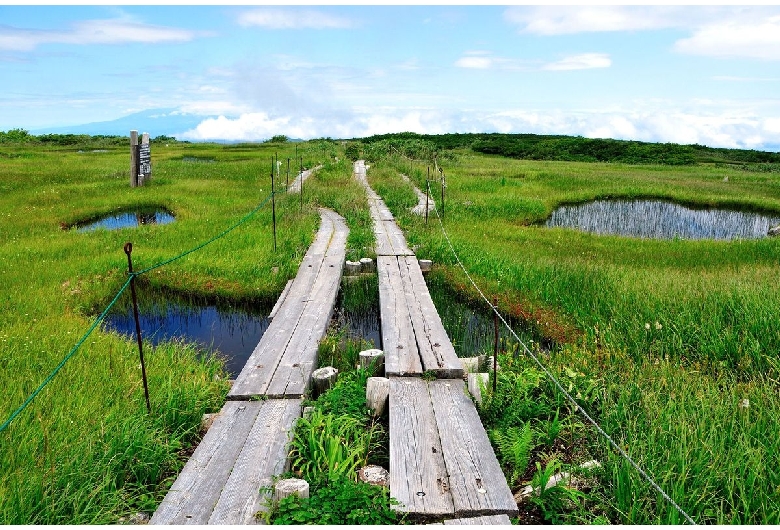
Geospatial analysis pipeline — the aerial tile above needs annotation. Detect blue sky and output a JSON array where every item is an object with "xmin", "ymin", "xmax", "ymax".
[{"xmin": 1, "ymin": 5, "xmax": 780, "ymax": 149}]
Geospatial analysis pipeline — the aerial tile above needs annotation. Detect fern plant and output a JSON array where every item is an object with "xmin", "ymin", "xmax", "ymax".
[{"xmin": 489, "ymin": 422, "xmax": 535, "ymax": 486}]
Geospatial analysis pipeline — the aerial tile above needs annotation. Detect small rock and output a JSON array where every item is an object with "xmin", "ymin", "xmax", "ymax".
[
  {"xmin": 129, "ymin": 512, "xmax": 150, "ymax": 525},
  {"xmin": 769, "ymin": 226, "xmax": 780, "ymax": 237},
  {"xmin": 358, "ymin": 465, "xmax": 389, "ymax": 487}
]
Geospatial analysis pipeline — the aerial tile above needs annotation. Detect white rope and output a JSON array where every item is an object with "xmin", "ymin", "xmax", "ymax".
[{"xmin": 430, "ymin": 203, "xmax": 697, "ymax": 525}]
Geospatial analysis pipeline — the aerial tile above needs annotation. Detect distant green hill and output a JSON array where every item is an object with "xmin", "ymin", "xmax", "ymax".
[{"xmin": 360, "ymin": 132, "xmax": 780, "ymax": 166}]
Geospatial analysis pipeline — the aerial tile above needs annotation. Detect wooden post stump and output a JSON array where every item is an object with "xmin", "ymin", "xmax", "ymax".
[
  {"xmin": 359, "ymin": 348, "xmax": 385, "ymax": 375},
  {"xmin": 467, "ymin": 373, "xmax": 490, "ymax": 405},
  {"xmin": 418, "ymin": 259, "xmax": 433, "ymax": 273},
  {"xmin": 366, "ymin": 376, "xmax": 389, "ymax": 417},
  {"xmin": 311, "ymin": 366, "xmax": 338, "ymax": 398},
  {"xmin": 345, "ymin": 260, "xmax": 361, "ymax": 276},
  {"xmin": 274, "ymin": 478, "xmax": 309, "ymax": 502},
  {"xmin": 461, "ymin": 355, "xmax": 487, "ymax": 374},
  {"xmin": 359, "ymin": 257, "xmax": 375, "ymax": 273}
]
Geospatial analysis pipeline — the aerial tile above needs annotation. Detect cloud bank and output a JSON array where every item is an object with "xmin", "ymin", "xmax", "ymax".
[{"xmin": 177, "ymin": 107, "xmax": 780, "ymax": 151}]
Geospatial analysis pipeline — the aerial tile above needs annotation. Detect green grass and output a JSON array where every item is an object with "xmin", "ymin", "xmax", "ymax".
[
  {"xmin": 0, "ymin": 139, "xmax": 355, "ymax": 523},
  {"xmin": 366, "ymin": 151, "xmax": 780, "ymax": 524}
]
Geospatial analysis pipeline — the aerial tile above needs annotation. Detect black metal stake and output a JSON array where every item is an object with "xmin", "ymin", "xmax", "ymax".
[
  {"xmin": 425, "ymin": 166, "xmax": 430, "ymax": 226},
  {"xmin": 440, "ymin": 169, "xmax": 445, "ymax": 220},
  {"xmin": 271, "ymin": 159, "xmax": 277, "ymax": 252},
  {"xmin": 124, "ymin": 242, "xmax": 151, "ymax": 413},
  {"xmin": 493, "ymin": 297, "xmax": 498, "ymax": 393},
  {"xmin": 299, "ymin": 157, "xmax": 304, "ymax": 211},
  {"xmin": 286, "ymin": 157, "xmax": 290, "ymax": 189}
]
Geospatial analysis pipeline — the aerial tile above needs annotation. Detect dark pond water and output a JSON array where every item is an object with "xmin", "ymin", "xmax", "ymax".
[
  {"xmin": 102, "ymin": 272, "xmax": 537, "ymax": 379},
  {"xmin": 428, "ymin": 282, "xmax": 537, "ymax": 357},
  {"xmin": 103, "ymin": 293, "xmax": 272, "ymax": 378},
  {"xmin": 545, "ymin": 199, "xmax": 780, "ymax": 240},
  {"xmin": 76, "ymin": 209, "xmax": 175, "ymax": 232}
]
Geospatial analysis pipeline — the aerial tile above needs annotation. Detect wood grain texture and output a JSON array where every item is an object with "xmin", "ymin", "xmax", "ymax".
[
  {"xmin": 429, "ymin": 380, "xmax": 518, "ymax": 517},
  {"xmin": 208, "ymin": 399, "xmax": 302, "ymax": 524},
  {"xmin": 442, "ymin": 514, "xmax": 513, "ymax": 525},
  {"xmin": 268, "ymin": 279, "xmax": 293, "ymax": 321},
  {"xmin": 229, "ymin": 209, "xmax": 346, "ymax": 399},
  {"xmin": 378, "ymin": 256, "xmax": 422, "ymax": 376},
  {"xmin": 389, "ymin": 377, "xmax": 454, "ymax": 516},
  {"xmin": 150, "ymin": 401, "xmax": 262, "ymax": 525},
  {"xmin": 400, "ymin": 256, "xmax": 463, "ymax": 379}
]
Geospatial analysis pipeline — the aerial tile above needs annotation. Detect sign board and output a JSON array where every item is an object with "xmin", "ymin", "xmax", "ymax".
[{"xmin": 139, "ymin": 143, "xmax": 151, "ymax": 177}]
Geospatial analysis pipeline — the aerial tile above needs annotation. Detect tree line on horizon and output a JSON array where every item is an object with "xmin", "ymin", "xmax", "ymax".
[{"xmin": 360, "ymin": 131, "xmax": 780, "ymax": 166}]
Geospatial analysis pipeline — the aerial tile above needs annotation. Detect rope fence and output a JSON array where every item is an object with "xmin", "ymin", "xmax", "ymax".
[{"xmin": 0, "ymin": 179, "xmax": 298, "ymax": 434}]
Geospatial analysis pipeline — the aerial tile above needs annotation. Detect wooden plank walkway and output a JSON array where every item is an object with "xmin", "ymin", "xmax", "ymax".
[
  {"xmin": 287, "ymin": 165, "xmax": 321, "ymax": 193},
  {"xmin": 354, "ymin": 160, "xmax": 517, "ymax": 519},
  {"xmin": 228, "ymin": 208, "xmax": 347, "ymax": 399},
  {"xmin": 389, "ymin": 378, "xmax": 517, "ymax": 518},
  {"xmin": 151, "ymin": 208, "xmax": 348, "ymax": 525}
]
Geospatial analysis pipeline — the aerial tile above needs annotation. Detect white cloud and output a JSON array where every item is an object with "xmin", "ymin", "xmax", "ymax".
[
  {"xmin": 543, "ymin": 53, "xmax": 611, "ymax": 71},
  {"xmin": 455, "ymin": 52, "xmax": 493, "ymax": 69},
  {"xmin": 0, "ymin": 17, "xmax": 208, "ymax": 52},
  {"xmin": 674, "ymin": 15, "xmax": 780, "ymax": 60},
  {"xmin": 236, "ymin": 8, "xmax": 355, "ymax": 29},
  {"xmin": 504, "ymin": 6, "xmax": 686, "ymax": 35},
  {"xmin": 175, "ymin": 105, "xmax": 780, "ymax": 151}
]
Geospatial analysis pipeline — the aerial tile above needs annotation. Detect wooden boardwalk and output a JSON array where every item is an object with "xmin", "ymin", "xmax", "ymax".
[
  {"xmin": 354, "ymin": 160, "xmax": 518, "ymax": 520},
  {"xmin": 151, "ymin": 208, "xmax": 348, "ymax": 525}
]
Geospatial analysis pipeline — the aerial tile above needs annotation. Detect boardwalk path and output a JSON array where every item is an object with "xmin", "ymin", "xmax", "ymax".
[
  {"xmin": 151, "ymin": 208, "xmax": 347, "ymax": 524},
  {"xmin": 354, "ymin": 160, "xmax": 518, "ymax": 520}
]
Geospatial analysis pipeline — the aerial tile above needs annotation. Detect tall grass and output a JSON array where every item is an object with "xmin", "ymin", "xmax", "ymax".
[
  {"xmin": 366, "ymin": 151, "xmax": 780, "ymax": 523},
  {"xmin": 0, "ymin": 139, "xmax": 346, "ymax": 523}
]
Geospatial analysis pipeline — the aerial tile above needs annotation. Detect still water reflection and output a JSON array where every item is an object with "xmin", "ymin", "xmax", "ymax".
[
  {"xmin": 545, "ymin": 199, "xmax": 780, "ymax": 240},
  {"xmin": 77, "ymin": 210, "xmax": 175, "ymax": 232},
  {"xmin": 104, "ymin": 295, "xmax": 271, "ymax": 378}
]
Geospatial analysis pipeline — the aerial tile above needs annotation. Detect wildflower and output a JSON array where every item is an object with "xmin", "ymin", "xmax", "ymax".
[
  {"xmin": 655, "ymin": 321, "xmax": 662, "ymax": 330},
  {"xmin": 645, "ymin": 323, "xmax": 651, "ymax": 330},
  {"xmin": 739, "ymin": 398, "xmax": 750, "ymax": 409}
]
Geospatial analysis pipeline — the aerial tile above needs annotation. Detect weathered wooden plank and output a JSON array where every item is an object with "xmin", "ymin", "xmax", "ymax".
[
  {"xmin": 265, "ymin": 222, "xmax": 346, "ymax": 396},
  {"xmin": 389, "ymin": 377, "xmax": 454, "ymax": 516},
  {"xmin": 268, "ymin": 279, "xmax": 293, "ymax": 321},
  {"xmin": 401, "ymin": 256, "xmax": 463, "ymax": 379},
  {"xmin": 150, "ymin": 401, "xmax": 262, "ymax": 525},
  {"xmin": 378, "ymin": 256, "xmax": 422, "ymax": 376},
  {"xmin": 442, "ymin": 514, "xmax": 513, "ymax": 525},
  {"xmin": 229, "ymin": 211, "xmax": 337, "ymax": 399},
  {"xmin": 208, "ymin": 399, "xmax": 302, "ymax": 524},
  {"xmin": 382, "ymin": 220, "xmax": 414, "ymax": 256},
  {"xmin": 429, "ymin": 380, "xmax": 518, "ymax": 517}
]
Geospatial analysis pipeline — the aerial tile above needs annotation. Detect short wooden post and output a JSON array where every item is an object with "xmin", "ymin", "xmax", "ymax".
[
  {"xmin": 130, "ymin": 130, "xmax": 139, "ymax": 187},
  {"xmin": 311, "ymin": 366, "xmax": 338, "ymax": 398},
  {"xmin": 359, "ymin": 257, "xmax": 375, "ymax": 273},
  {"xmin": 274, "ymin": 478, "xmax": 309, "ymax": 502},
  {"xmin": 467, "ymin": 373, "xmax": 490, "ymax": 405},
  {"xmin": 359, "ymin": 348, "xmax": 384, "ymax": 375},
  {"xmin": 366, "ymin": 376, "xmax": 389, "ymax": 417},
  {"xmin": 344, "ymin": 260, "xmax": 361, "ymax": 276},
  {"xmin": 418, "ymin": 259, "xmax": 433, "ymax": 273}
]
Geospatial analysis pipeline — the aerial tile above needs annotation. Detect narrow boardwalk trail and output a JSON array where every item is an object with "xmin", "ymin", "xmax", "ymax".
[
  {"xmin": 150, "ymin": 208, "xmax": 347, "ymax": 525},
  {"xmin": 287, "ymin": 164, "xmax": 321, "ymax": 193},
  {"xmin": 354, "ymin": 160, "xmax": 518, "ymax": 521}
]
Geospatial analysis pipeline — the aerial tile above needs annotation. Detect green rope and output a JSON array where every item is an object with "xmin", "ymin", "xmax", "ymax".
[
  {"xmin": 0, "ymin": 192, "xmax": 277, "ymax": 434},
  {"xmin": 0, "ymin": 277, "xmax": 132, "ymax": 434}
]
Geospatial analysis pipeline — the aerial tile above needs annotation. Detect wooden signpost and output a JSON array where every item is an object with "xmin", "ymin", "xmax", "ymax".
[{"xmin": 130, "ymin": 130, "xmax": 152, "ymax": 187}]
